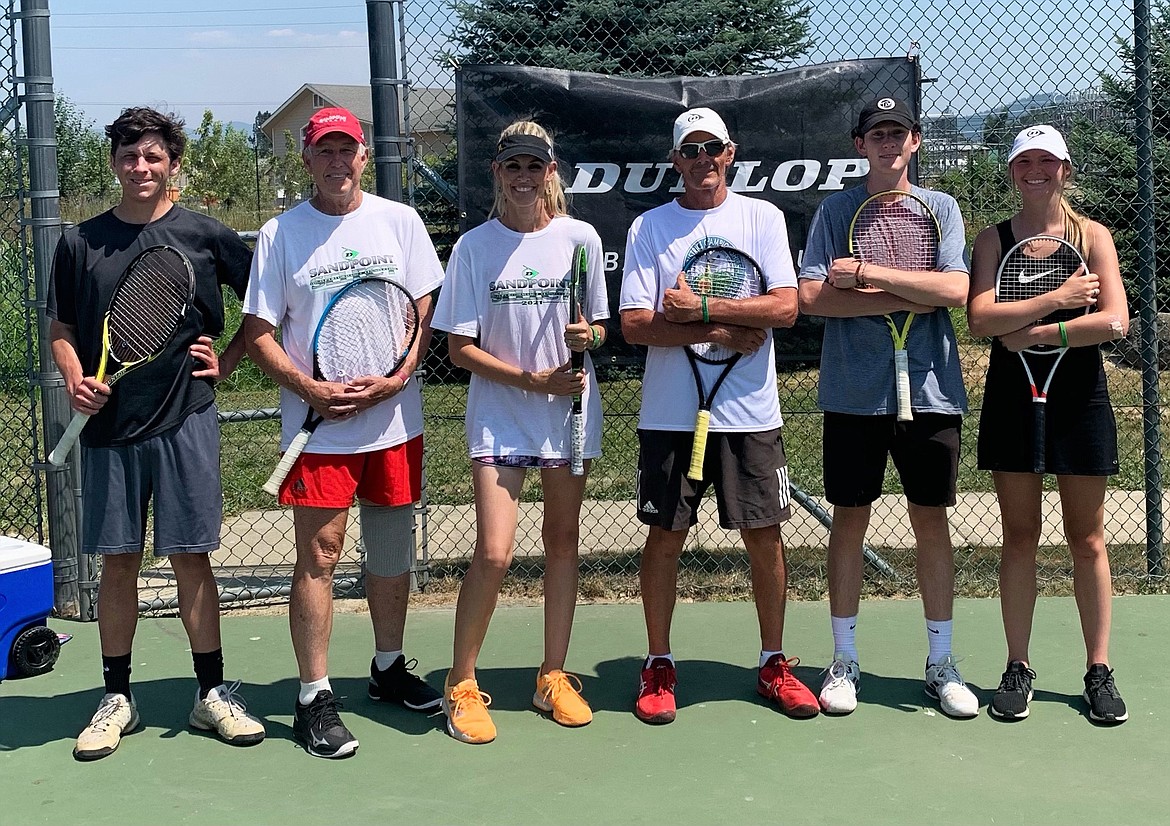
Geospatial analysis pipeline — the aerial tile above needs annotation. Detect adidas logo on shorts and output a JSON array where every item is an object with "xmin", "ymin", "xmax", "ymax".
[{"xmin": 641, "ymin": 501, "xmax": 659, "ymax": 514}]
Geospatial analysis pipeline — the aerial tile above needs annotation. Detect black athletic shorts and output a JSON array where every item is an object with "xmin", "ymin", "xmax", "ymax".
[
  {"xmin": 635, "ymin": 428, "xmax": 792, "ymax": 531},
  {"xmin": 822, "ymin": 411, "xmax": 961, "ymax": 508}
]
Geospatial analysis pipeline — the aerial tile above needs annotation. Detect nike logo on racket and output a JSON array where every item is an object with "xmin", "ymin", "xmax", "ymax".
[{"xmin": 1018, "ymin": 268, "xmax": 1060, "ymax": 284}]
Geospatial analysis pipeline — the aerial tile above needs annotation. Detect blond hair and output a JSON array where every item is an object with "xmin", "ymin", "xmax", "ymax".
[{"xmin": 490, "ymin": 120, "xmax": 568, "ymax": 220}]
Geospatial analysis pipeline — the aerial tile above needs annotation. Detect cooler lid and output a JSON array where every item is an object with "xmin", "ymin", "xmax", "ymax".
[{"xmin": 0, "ymin": 536, "xmax": 52, "ymax": 573}]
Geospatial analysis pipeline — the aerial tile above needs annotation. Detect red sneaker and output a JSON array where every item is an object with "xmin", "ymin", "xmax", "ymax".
[
  {"xmin": 758, "ymin": 654, "xmax": 819, "ymax": 718},
  {"xmin": 635, "ymin": 658, "xmax": 677, "ymax": 724}
]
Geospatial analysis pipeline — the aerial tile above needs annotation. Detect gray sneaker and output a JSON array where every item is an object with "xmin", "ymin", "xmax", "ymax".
[
  {"xmin": 74, "ymin": 693, "xmax": 139, "ymax": 761},
  {"xmin": 924, "ymin": 656, "xmax": 979, "ymax": 718}
]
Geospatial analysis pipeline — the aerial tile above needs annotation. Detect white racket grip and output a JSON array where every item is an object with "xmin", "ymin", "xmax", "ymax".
[
  {"xmin": 687, "ymin": 410, "xmax": 712, "ymax": 481},
  {"xmin": 893, "ymin": 349, "xmax": 913, "ymax": 422},
  {"xmin": 48, "ymin": 411, "xmax": 92, "ymax": 466},
  {"xmin": 263, "ymin": 429, "xmax": 312, "ymax": 496},
  {"xmin": 570, "ymin": 411, "xmax": 585, "ymax": 476}
]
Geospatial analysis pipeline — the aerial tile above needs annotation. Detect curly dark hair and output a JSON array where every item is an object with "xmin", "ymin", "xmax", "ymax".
[{"xmin": 105, "ymin": 107, "xmax": 186, "ymax": 161}]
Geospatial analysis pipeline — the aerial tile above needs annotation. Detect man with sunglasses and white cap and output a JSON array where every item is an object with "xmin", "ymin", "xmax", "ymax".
[{"xmin": 619, "ymin": 107, "xmax": 819, "ymax": 726}]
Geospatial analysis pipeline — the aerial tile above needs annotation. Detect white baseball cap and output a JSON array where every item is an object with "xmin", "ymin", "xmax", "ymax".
[
  {"xmin": 672, "ymin": 107, "xmax": 732, "ymax": 150},
  {"xmin": 1007, "ymin": 124, "xmax": 1071, "ymax": 163}
]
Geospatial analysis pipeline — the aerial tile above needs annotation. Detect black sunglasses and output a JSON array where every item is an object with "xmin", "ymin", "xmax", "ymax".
[{"xmin": 677, "ymin": 140, "xmax": 728, "ymax": 160}]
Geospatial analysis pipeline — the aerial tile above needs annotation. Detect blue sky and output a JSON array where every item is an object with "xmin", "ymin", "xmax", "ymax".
[
  {"xmin": 38, "ymin": 0, "xmax": 1132, "ymax": 131},
  {"xmin": 41, "ymin": 0, "xmax": 453, "ymax": 130}
]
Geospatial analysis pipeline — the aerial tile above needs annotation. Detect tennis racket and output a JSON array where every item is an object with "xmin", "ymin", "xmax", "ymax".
[
  {"xmin": 848, "ymin": 190, "xmax": 941, "ymax": 422},
  {"xmin": 994, "ymin": 234, "xmax": 1090, "ymax": 474},
  {"xmin": 48, "ymin": 245, "xmax": 195, "ymax": 466},
  {"xmin": 568, "ymin": 243, "xmax": 587, "ymax": 477},
  {"xmin": 262, "ymin": 276, "xmax": 420, "ymax": 496},
  {"xmin": 682, "ymin": 245, "xmax": 765, "ymax": 481}
]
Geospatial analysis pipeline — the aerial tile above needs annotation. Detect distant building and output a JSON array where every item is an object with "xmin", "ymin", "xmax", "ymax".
[{"xmin": 262, "ymin": 83, "xmax": 454, "ymax": 160}]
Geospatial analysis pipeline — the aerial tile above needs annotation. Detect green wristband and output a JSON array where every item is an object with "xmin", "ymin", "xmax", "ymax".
[
  {"xmin": 701, "ymin": 295, "xmax": 709, "ymax": 324},
  {"xmin": 589, "ymin": 325, "xmax": 601, "ymax": 350},
  {"xmin": 1058, "ymin": 321, "xmax": 1068, "ymax": 348}
]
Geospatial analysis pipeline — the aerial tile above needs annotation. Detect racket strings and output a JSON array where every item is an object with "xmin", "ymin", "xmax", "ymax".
[
  {"xmin": 683, "ymin": 249, "xmax": 761, "ymax": 362},
  {"xmin": 317, "ymin": 283, "xmax": 418, "ymax": 382},
  {"xmin": 997, "ymin": 240, "xmax": 1085, "ymax": 325},
  {"xmin": 853, "ymin": 202, "xmax": 939, "ymax": 271},
  {"xmin": 107, "ymin": 253, "xmax": 191, "ymax": 361}
]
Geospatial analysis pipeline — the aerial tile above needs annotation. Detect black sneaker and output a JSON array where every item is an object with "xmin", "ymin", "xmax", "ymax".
[
  {"xmin": 368, "ymin": 655, "xmax": 443, "ymax": 710},
  {"xmin": 1083, "ymin": 663, "xmax": 1128, "ymax": 723},
  {"xmin": 292, "ymin": 690, "xmax": 359, "ymax": 758},
  {"xmin": 990, "ymin": 661, "xmax": 1036, "ymax": 719}
]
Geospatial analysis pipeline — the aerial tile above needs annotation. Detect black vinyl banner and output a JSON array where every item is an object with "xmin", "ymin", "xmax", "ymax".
[{"xmin": 456, "ymin": 59, "xmax": 920, "ymax": 361}]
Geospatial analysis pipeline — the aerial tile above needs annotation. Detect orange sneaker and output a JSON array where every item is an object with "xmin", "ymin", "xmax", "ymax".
[
  {"xmin": 533, "ymin": 670, "xmax": 593, "ymax": 727},
  {"xmin": 442, "ymin": 678, "xmax": 496, "ymax": 744}
]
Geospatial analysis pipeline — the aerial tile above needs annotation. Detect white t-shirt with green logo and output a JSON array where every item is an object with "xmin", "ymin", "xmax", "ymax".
[
  {"xmin": 244, "ymin": 193, "xmax": 444, "ymax": 453},
  {"xmin": 432, "ymin": 216, "xmax": 610, "ymax": 459}
]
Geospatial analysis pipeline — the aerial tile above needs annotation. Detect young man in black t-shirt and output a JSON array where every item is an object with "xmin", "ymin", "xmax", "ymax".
[{"xmin": 48, "ymin": 107, "xmax": 265, "ymax": 760}]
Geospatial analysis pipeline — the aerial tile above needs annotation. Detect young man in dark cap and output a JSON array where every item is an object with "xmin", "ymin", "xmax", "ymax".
[{"xmin": 798, "ymin": 97, "xmax": 977, "ymax": 718}]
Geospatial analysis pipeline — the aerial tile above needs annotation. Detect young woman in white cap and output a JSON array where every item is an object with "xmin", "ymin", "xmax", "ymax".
[
  {"xmin": 967, "ymin": 124, "xmax": 1130, "ymax": 724},
  {"xmin": 431, "ymin": 120, "xmax": 608, "ymax": 744}
]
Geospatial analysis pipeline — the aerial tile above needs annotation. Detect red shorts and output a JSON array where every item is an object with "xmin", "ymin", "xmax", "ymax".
[{"xmin": 278, "ymin": 435, "xmax": 423, "ymax": 508}]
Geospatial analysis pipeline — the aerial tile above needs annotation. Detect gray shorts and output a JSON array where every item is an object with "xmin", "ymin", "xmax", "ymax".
[
  {"xmin": 81, "ymin": 403, "xmax": 223, "ymax": 556},
  {"xmin": 635, "ymin": 428, "xmax": 792, "ymax": 531}
]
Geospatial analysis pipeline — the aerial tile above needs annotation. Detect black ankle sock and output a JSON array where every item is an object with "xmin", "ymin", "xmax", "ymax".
[
  {"xmin": 102, "ymin": 653, "xmax": 132, "ymax": 698},
  {"xmin": 192, "ymin": 649, "xmax": 225, "ymax": 699}
]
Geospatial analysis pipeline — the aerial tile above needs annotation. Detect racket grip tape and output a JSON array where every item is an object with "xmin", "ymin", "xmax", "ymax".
[
  {"xmin": 570, "ymin": 411, "xmax": 585, "ymax": 476},
  {"xmin": 687, "ymin": 410, "xmax": 711, "ymax": 481},
  {"xmin": 893, "ymin": 349, "xmax": 913, "ymax": 422},
  {"xmin": 1032, "ymin": 400, "xmax": 1047, "ymax": 474},
  {"xmin": 47, "ymin": 411, "xmax": 93, "ymax": 466},
  {"xmin": 263, "ymin": 429, "xmax": 312, "ymax": 496}
]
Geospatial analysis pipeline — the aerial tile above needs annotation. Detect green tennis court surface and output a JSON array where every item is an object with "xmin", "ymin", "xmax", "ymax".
[{"xmin": 2, "ymin": 596, "xmax": 1166, "ymax": 825}]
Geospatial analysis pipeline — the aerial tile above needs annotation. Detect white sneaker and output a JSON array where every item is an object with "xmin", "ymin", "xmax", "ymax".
[
  {"xmin": 819, "ymin": 657, "xmax": 860, "ymax": 714},
  {"xmin": 189, "ymin": 680, "xmax": 266, "ymax": 746},
  {"xmin": 74, "ymin": 693, "xmax": 139, "ymax": 761},
  {"xmin": 925, "ymin": 656, "xmax": 979, "ymax": 718}
]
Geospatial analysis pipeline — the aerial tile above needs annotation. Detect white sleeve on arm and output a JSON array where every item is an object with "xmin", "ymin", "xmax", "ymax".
[
  {"xmin": 585, "ymin": 229, "xmax": 611, "ymax": 322},
  {"xmin": 618, "ymin": 218, "xmax": 660, "ymax": 312},
  {"xmin": 242, "ymin": 226, "xmax": 286, "ymax": 327},
  {"xmin": 431, "ymin": 237, "xmax": 479, "ymax": 337},
  {"xmin": 402, "ymin": 208, "xmax": 445, "ymax": 297},
  {"xmin": 757, "ymin": 205, "xmax": 797, "ymax": 290}
]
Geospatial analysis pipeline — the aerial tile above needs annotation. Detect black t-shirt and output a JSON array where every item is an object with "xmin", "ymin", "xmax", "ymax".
[{"xmin": 47, "ymin": 206, "xmax": 251, "ymax": 447}]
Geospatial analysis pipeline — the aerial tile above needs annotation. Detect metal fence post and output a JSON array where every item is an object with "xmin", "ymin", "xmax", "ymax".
[
  {"xmin": 1132, "ymin": 0, "xmax": 1165, "ymax": 579},
  {"xmin": 16, "ymin": 0, "xmax": 83, "ymax": 617},
  {"xmin": 366, "ymin": 0, "xmax": 406, "ymax": 203}
]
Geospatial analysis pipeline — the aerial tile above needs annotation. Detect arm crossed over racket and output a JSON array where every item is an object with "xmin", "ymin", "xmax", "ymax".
[
  {"xmin": 993, "ymin": 235, "xmax": 1094, "ymax": 473},
  {"xmin": 664, "ymin": 246, "xmax": 771, "ymax": 480},
  {"xmin": 261, "ymin": 276, "xmax": 420, "ymax": 496}
]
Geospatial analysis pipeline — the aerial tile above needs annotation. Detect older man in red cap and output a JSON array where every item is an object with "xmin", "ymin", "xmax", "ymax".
[{"xmin": 243, "ymin": 107, "xmax": 445, "ymax": 758}]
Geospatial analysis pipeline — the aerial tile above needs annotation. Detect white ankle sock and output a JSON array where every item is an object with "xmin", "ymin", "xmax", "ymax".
[
  {"xmin": 374, "ymin": 649, "xmax": 403, "ymax": 671},
  {"xmin": 645, "ymin": 653, "xmax": 674, "ymax": 668},
  {"xmin": 831, "ymin": 615, "xmax": 859, "ymax": 663},
  {"xmin": 759, "ymin": 650, "xmax": 785, "ymax": 668},
  {"xmin": 298, "ymin": 676, "xmax": 331, "ymax": 706},
  {"xmin": 926, "ymin": 619, "xmax": 953, "ymax": 665}
]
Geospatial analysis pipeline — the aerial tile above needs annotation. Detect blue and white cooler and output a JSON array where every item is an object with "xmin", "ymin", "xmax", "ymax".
[{"xmin": 0, "ymin": 536, "xmax": 60, "ymax": 681}]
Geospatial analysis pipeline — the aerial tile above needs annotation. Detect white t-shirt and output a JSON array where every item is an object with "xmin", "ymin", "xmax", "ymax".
[
  {"xmin": 432, "ymin": 216, "xmax": 610, "ymax": 459},
  {"xmin": 243, "ymin": 194, "xmax": 445, "ymax": 453},
  {"xmin": 619, "ymin": 192, "xmax": 797, "ymax": 431}
]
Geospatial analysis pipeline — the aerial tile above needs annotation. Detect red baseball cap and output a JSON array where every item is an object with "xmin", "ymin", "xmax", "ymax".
[{"xmin": 303, "ymin": 107, "xmax": 365, "ymax": 147}]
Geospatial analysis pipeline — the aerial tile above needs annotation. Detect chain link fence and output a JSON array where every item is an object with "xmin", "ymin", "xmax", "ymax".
[
  {"xmin": 4, "ymin": 0, "xmax": 1167, "ymax": 616},
  {"xmin": 1, "ymin": 0, "xmax": 44, "ymax": 548}
]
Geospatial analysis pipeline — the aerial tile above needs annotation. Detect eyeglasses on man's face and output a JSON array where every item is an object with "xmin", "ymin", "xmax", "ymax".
[{"xmin": 677, "ymin": 140, "xmax": 728, "ymax": 160}]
